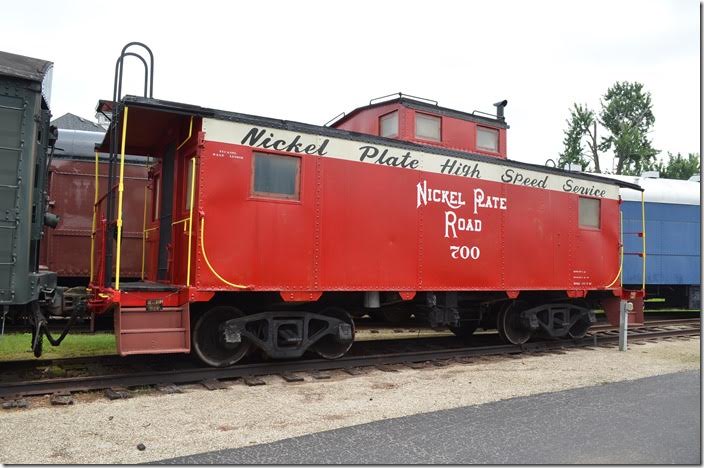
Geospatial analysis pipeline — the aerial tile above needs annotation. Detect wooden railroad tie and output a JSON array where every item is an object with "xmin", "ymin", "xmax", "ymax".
[
  {"xmin": 280, "ymin": 372, "xmax": 304, "ymax": 382},
  {"xmin": 201, "ymin": 379, "xmax": 227, "ymax": 390},
  {"xmin": 105, "ymin": 387, "xmax": 132, "ymax": 400},
  {"xmin": 243, "ymin": 376, "xmax": 266, "ymax": 386}
]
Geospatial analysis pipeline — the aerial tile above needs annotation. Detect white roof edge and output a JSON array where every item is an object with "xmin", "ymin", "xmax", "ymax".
[{"xmin": 599, "ymin": 174, "xmax": 701, "ymax": 205}]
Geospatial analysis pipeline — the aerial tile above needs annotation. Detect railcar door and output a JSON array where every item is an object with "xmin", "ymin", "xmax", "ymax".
[
  {"xmin": 142, "ymin": 164, "xmax": 162, "ymax": 281},
  {"xmin": 171, "ymin": 151, "xmax": 197, "ymax": 286},
  {"xmin": 141, "ymin": 141, "xmax": 197, "ymax": 285}
]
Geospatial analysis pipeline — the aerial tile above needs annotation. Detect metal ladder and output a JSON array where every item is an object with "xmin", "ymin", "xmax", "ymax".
[{"xmin": 102, "ymin": 42, "xmax": 154, "ymax": 289}]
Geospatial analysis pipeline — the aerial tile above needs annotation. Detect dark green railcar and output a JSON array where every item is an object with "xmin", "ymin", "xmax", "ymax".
[{"xmin": 0, "ymin": 50, "xmax": 64, "ymax": 355}]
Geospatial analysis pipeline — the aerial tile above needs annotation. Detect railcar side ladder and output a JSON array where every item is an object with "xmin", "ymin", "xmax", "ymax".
[
  {"xmin": 95, "ymin": 42, "xmax": 154, "ymax": 290},
  {"xmin": 604, "ymin": 191, "xmax": 646, "ymax": 325}
]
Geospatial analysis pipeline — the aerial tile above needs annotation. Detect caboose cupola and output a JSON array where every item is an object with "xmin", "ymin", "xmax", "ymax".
[{"xmin": 329, "ymin": 92, "xmax": 509, "ymax": 159}]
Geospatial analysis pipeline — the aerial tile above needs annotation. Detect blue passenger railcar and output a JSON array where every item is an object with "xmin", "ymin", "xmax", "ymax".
[{"xmin": 616, "ymin": 176, "xmax": 700, "ymax": 309}]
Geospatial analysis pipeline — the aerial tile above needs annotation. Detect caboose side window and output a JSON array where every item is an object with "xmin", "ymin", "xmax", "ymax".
[
  {"xmin": 578, "ymin": 196, "xmax": 600, "ymax": 229},
  {"xmin": 415, "ymin": 113, "xmax": 441, "ymax": 141},
  {"xmin": 252, "ymin": 152, "xmax": 300, "ymax": 200},
  {"xmin": 477, "ymin": 126, "xmax": 499, "ymax": 152},
  {"xmin": 379, "ymin": 111, "xmax": 398, "ymax": 138}
]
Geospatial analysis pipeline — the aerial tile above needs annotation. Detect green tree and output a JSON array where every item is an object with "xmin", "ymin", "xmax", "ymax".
[
  {"xmin": 557, "ymin": 104, "xmax": 590, "ymax": 170},
  {"xmin": 557, "ymin": 104, "xmax": 601, "ymax": 172},
  {"xmin": 599, "ymin": 81, "xmax": 659, "ymax": 175},
  {"xmin": 656, "ymin": 152, "xmax": 700, "ymax": 180}
]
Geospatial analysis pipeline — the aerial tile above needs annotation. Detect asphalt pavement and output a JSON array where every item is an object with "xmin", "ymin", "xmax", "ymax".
[{"xmin": 156, "ymin": 370, "xmax": 701, "ymax": 464}]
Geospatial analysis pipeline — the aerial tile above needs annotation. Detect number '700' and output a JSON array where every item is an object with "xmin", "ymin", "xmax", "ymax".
[{"xmin": 450, "ymin": 245, "xmax": 480, "ymax": 260}]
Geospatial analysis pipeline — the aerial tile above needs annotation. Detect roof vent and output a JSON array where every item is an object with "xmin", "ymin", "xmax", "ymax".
[
  {"xmin": 640, "ymin": 171, "xmax": 660, "ymax": 179},
  {"xmin": 493, "ymin": 100, "xmax": 508, "ymax": 121}
]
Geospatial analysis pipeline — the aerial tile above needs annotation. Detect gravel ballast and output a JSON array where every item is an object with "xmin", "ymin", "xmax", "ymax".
[{"xmin": 0, "ymin": 337, "xmax": 699, "ymax": 464}]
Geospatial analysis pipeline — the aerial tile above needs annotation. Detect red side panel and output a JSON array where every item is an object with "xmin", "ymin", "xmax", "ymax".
[
  {"xmin": 318, "ymin": 158, "xmax": 419, "ymax": 289},
  {"xmin": 193, "ymin": 136, "xmax": 621, "ymax": 295},
  {"xmin": 196, "ymin": 141, "xmax": 316, "ymax": 289}
]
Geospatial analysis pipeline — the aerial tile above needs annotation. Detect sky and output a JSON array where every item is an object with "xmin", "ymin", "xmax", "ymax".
[{"xmin": 1, "ymin": 0, "xmax": 699, "ymax": 170}]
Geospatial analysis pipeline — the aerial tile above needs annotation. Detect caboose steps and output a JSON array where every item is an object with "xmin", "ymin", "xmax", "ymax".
[{"xmin": 115, "ymin": 304, "xmax": 190, "ymax": 356}]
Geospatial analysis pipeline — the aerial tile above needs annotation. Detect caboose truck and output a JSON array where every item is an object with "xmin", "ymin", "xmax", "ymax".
[{"xmin": 83, "ymin": 46, "xmax": 645, "ymax": 367}]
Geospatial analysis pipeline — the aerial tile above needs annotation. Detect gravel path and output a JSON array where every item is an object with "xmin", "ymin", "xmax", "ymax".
[{"xmin": 0, "ymin": 337, "xmax": 699, "ymax": 464}]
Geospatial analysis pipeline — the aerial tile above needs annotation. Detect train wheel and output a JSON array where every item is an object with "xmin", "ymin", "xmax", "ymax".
[
  {"xmin": 193, "ymin": 306, "xmax": 251, "ymax": 367},
  {"xmin": 497, "ymin": 302, "xmax": 532, "ymax": 345},
  {"xmin": 568, "ymin": 318, "xmax": 591, "ymax": 339},
  {"xmin": 315, "ymin": 307, "xmax": 355, "ymax": 359}
]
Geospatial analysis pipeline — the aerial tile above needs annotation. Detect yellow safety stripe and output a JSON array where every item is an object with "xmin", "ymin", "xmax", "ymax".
[
  {"xmin": 114, "ymin": 106, "xmax": 129, "ymax": 290},
  {"xmin": 199, "ymin": 216, "xmax": 247, "ymax": 289},
  {"xmin": 176, "ymin": 116, "xmax": 194, "ymax": 151},
  {"xmin": 186, "ymin": 157, "xmax": 196, "ymax": 286},
  {"xmin": 605, "ymin": 210, "xmax": 624, "ymax": 289}
]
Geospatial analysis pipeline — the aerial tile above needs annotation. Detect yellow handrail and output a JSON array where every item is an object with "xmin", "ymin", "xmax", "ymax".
[
  {"xmin": 141, "ymin": 185, "xmax": 148, "ymax": 280},
  {"xmin": 199, "ymin": 216, "xmax": 247, "ymax": 289},
  {"xmin": 89, "ymin": 150, "xmax": 99, "ymax": 283},
  {"xmin": 114, "ymin": 106, "xmax": 129, "ymax": 290},
  {"xmin": 176, "ymin": 116, "xmax": 194, "ymax": 151},
  {"xmin": 641, "ymin": 191, "xmax": 646, "ymax": 291},
  {"xmin": 605, "ymin": 210, "xmax": 624, "ymax": 288},
  {"xmin": 186, "ymin": 157, "xmax": 196, "ymax": 286},
  {"xmin": 171, "ymin": 217, "xmax": 190, "ymax": 231}
]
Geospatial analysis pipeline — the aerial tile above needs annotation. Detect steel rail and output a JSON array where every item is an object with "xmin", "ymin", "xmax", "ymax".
[
  {"xmin": 0, "ymin": 324, "xmax": 698, "ymax": 399},
  {"xmin": 591, "ymin": 318, "xmax": 701, "ymax": 330}
]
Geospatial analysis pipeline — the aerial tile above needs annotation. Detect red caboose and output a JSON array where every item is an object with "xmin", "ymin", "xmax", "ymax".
[{"xmin": 88, "ymin": 93, "xmax": 642, "ymax": 366}]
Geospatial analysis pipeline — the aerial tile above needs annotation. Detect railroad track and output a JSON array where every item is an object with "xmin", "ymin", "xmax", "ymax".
[
  {"xmin": 0, "ymin": 320, "xmax": 698, "ymax": 401},
  {"xmin": 590, "ymin": 318, "xmax": 701, "ymax": 330}
]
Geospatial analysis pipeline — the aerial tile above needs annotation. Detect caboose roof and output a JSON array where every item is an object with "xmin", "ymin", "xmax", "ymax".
[
  {"xmin": 330, "ymin": 95, "xmax": 510, "ymax": 129},
  {"xmin": 99, "ymin": 95, "xmax": 642, "ymax": 192},
  {"xmin": 0, "ymin": 50, "xmax": 52, "ymax": 83}
]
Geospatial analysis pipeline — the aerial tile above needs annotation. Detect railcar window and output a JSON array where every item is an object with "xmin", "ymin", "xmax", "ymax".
[
  {"xmin": 579, "ymin": 196, "xmax": 600, "ymax": 228},
  {"xmin": 477, "ymin": 126, "xmax": 499, "ymax": 152},
  {"xmin": 379, "ymin": 111, "xmax": 398, "ymax": 138},
  {"xmin": 252, "ymin": 152, "xmax": 300, "ymax": 200},
  {"xmin": 415, "ymin": 113, "xmax": 441, "ymax": 141}
]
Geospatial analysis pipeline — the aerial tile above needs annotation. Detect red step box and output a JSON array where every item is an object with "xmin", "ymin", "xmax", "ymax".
[{"xmin": 114, "ymin": 304, "xmax": 191, "ymax": 355}]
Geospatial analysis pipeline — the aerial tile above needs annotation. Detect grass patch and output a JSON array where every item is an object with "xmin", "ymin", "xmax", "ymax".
[{"xmin": 0, "ymin": 332, "xmax": 116, "ymax": 361}]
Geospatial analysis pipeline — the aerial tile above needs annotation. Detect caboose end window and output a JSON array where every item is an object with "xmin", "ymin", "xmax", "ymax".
[
  {"xmin": 578, "ymin": 196, "xmax": 600, "ymax": 229},
  {"xmin": 379, "ymin": 111, "xmax": 398, "ymax": 138},
  {"xmin": 477, "ymin": 126, "xmax": 499, "ymax": 152},
  {"xmin": 415, "ymin": 113, "xmax": 441, "ymax": 141},
  {"xmin": 252, "ymin": 152, "xmax": 300, "ymax": 200}
]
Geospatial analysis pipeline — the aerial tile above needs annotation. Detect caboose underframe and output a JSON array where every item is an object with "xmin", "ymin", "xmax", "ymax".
[{"xmin": 88, "ymin": 96, "xmax": 643, "ymax": 366}]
